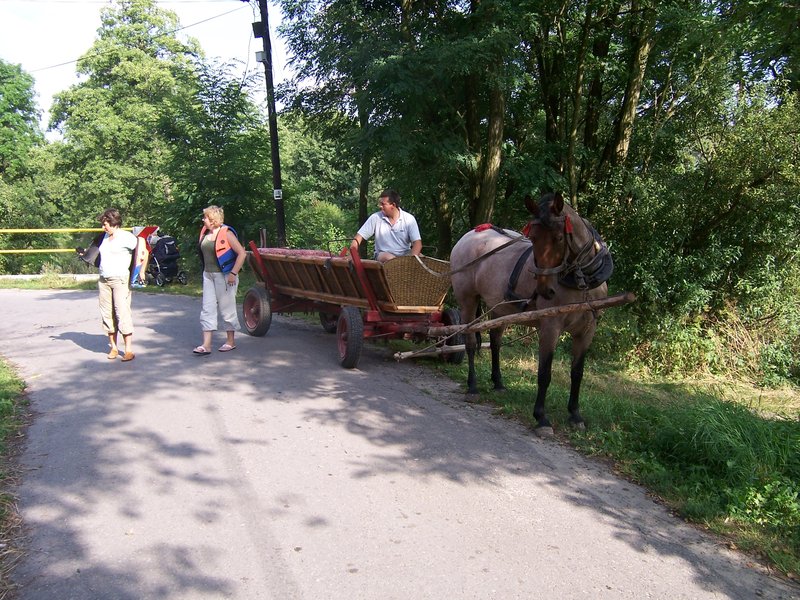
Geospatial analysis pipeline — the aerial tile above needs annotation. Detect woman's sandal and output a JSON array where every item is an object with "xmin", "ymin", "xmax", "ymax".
[
  {"xmin": 107, "ymin": 348, "xmax": 119, "ymax": 360},
  {"xmin": 193, "ymin": 346, "xmax": 211, "ymax": 356},
  {"xmin": 218, "ymin": 344, "xmax": 236, "ymax": 352}
]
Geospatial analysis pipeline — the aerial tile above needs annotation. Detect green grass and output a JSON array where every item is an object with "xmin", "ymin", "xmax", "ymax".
[
  {"xmin": 433, "ymin": 339, "xmax": 800, "ymax": 579},
  {"xmin": 0, "ymin": 360, "xmax": 28, "ymax": 597}
]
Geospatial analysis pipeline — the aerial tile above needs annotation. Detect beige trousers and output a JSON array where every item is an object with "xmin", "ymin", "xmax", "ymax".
[{"xmin": 98, "ymin": 276, "xmax": 133, "ymax": 336}]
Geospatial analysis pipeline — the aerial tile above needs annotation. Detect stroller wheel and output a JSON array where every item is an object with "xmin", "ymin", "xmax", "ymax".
[
  {"xmin": 177, "ymin": 271, "xmax": 188, "ymax": 285},
  {"xmin": 155, "ymin": 273, "xmax": 166, "ymax": 287}
]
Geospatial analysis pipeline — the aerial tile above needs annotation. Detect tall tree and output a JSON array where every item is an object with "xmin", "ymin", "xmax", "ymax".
[
  {"xmin": 49, "ymin": 0, "xmax": 199, "ymax": 223},
  {"xmin": 0, "ymin": 59, "xmax": 42, "ymax": 180},
  {"xmin": 159, "ymin": 60, "xmax": 273, "ymax": 240}
]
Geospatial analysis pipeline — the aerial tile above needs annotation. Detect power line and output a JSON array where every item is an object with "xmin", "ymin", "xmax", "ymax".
[
  {"xmin": 28, "ymin": 3, "xmax": 249, "ymax": 73},
  {"xmin": 0, "ymin": 1, "xmax": 234, "ymax": 4}
]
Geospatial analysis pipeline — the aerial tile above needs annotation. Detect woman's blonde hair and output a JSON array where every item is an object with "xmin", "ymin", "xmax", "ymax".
[{"xmin": 203, "ymin": 205, "xmax": 224, "ymax": 228}]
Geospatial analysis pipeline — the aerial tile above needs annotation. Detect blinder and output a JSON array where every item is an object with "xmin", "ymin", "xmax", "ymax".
[{"xmin": 525, "ymin": 212, "xmax": 612, "ymax": 289}]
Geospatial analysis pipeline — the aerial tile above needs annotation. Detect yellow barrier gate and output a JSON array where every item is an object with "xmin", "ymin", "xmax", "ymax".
[{"xmin": 0, "ymin": 228, "xmax": 129, "ymax": 254}]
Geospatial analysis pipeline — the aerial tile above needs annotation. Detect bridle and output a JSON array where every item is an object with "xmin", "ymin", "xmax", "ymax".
[{"xmin": 525, "ymin": 212, "xmax": 598, "ymax": 279}]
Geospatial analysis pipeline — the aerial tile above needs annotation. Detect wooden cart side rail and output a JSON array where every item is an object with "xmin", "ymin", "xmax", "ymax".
[
  {"xmin": 253, "ymin": 247, "xmax": 396, "ymax": 308},
  {"xmin": 427, "ymin": 292, "xmax": 637, "ymax": 336},
  {"xmin": 269, "ymin": 284, "xmax": 372, "ymax": 310},
  {"xmin": 268, "ymin": 283, "xmax": 444, "ymax": 314},
  {"xmin": 247, "ymin": 246, "xmax": 451, "ymax": 314}
]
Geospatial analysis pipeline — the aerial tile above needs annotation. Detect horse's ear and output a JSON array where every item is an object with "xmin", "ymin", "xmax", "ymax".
[
  {"xmin": 524, "ymin": 194, "xmax": 537, "ymax": 215},
  {"xmin": 552, "ymin": 192, "xmax": 564, "ymax": 215}
]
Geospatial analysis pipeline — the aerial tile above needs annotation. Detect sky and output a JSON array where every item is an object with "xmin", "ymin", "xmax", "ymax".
[{"xmin": 0, "ymin": 0, "xmax": 289, "ymax": 132}]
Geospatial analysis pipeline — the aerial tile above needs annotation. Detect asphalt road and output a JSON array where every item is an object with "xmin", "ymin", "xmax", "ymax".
[{"xmin": 0, "ymin": 289, "xmax": 797, "ymax": 599}]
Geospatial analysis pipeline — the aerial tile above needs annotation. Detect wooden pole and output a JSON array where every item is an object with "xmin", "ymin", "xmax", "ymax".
[
  {"xmin": 427, "ymin": 291, "xmax": 636, "ymax": 337},
  {"xmin": 394, "ymin": 342, "xmax": 490, "ymax": 361}
]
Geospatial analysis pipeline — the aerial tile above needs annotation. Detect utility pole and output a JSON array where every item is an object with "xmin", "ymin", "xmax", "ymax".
[{"xmin": 252, "ymin": 0, "xmax": 286, "ymax": 247}]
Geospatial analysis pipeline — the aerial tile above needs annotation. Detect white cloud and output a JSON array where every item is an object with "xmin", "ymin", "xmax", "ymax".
[{"xmin": 0, "ymin": 0, "xmax": 289, "ymax": 131}]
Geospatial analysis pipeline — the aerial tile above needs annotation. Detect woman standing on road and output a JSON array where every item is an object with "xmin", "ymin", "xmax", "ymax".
[
  {"xmin": 97, "ymin": 208, "xmax": 145, "ymax": 362},
  {"xmin": 193, "ymin": 205, "xmax": 247, "ymax": 356}
]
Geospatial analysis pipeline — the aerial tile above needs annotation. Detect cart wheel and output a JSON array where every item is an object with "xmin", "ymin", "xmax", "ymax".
[
  {"xmin": 243, "ymin": 286, "xmax": 272, "ymax": 336},
  {"xmin": 441, "ymin": 307, "xmax": 465, "ymax": 364},
  {"xmin": 177, "ymin": 271, "xmax": 188, "ymax": 285},
  {"xmin": 336, "ymin": 306, "xmax": 363, "ymax": 369},
  {"xmin": 319, "ymin": 312, "xmax": 338, "ymax": 334},
  {"xmin": 155, "ymin": 273, "xmax": 166, "ymax": 287}
]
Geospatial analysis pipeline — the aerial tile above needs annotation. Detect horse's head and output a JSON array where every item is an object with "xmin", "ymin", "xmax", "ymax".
[{"xmin": 524, "ymin": 192, "xmax": 569, "ymax": 300}]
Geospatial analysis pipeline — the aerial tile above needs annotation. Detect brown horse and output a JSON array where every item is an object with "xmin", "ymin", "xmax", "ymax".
[{"xmin": 450, "ymin": 192, "xmax": 612, "ymax": 435}]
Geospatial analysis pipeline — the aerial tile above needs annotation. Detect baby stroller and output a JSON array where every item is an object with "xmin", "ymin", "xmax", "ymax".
[{"xmin": 146, "ymin": 235, "xmax": 188, "ymax": 286}]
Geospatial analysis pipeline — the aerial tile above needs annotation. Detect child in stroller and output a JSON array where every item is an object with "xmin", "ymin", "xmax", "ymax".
[{"xmin": 145, "ymin": 233, "xmax": 188, "ymax": 286}]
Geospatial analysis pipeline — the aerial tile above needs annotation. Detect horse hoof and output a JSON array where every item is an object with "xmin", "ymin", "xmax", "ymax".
[
  {"xmin": 569, "ymin": 420, "xmax": 586, "ymax": 431},
  {"xmin": 464, "ymin": 391, "xmax": 480, "ymax": 403},
  {"xmin": 534, "ymin": 426, "xmax": 554, "ymax": 438}
]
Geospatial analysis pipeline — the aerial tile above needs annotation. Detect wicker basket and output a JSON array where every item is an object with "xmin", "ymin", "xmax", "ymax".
[{"xmin": 382, "ymin": 255, "xmax": 452, "ymax": 308}]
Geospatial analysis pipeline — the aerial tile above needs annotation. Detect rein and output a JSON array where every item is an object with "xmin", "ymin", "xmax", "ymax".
[{"xmin": 416, "ymin": 230, "xmax": 529, "ymax": 278}]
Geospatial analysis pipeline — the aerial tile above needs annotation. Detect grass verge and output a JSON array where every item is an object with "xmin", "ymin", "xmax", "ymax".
[
  {"xmin": 433, "ymin": 337, "xmax": 800, "ymax": 580},
  {"xmin": 0, "ymin": 360, "xmax": 29, "ymax": 599}
]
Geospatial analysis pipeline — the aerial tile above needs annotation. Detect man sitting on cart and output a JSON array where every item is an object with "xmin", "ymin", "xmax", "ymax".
[{"xmin": 350, "ymin": 189, "xmax": 422, "ymax": 262}]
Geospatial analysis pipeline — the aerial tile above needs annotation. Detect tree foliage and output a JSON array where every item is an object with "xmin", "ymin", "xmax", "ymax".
[
  {"xmin": 49, "ymin": 0, "xmax": 199, "ymax": 223},
  {"xmin": 276, "ymin": 0, "xmax": 800, "ymax": 382},
  {"xmin": 0, "ymin": 59, "xmax": 42, "ymax": 181}
]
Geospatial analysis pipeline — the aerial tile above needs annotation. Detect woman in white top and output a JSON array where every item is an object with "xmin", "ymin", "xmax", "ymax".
[{"xmin": 97, "ymin": 208, "xmax": 144, "ymax": 361}]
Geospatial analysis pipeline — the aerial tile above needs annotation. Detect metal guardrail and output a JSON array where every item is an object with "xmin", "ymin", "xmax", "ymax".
[{"xmin": 0, "ymin": 228, "xmax": 125, "ymax": 255}]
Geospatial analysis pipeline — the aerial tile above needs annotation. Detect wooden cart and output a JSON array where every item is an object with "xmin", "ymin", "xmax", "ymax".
[{"xmin": 243, "ymin": 243, "xmax": 464, "ymax": 369}]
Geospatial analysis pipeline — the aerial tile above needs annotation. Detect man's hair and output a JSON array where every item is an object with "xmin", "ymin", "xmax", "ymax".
[
  {"xmin": 379, "ymin": 189, "xmax": 401, "ymax": 208},
  {"xmin": 98, "ymin": 208, "xmax": 122, "ymax": 228},
  {"xmin": 203, "ymin": 205, "xmax": 224, "ymax": 227}
]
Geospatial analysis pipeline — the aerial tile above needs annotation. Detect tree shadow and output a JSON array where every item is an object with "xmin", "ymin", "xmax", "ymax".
[{"xmin": 0, "ymin": 289, "xmax": 796, "ymax": 599}]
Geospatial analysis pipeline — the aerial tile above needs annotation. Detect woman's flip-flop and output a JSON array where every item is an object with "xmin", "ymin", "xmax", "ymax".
[
  {"xmin": 193, "ymin": 346, "xmax": 211, "ymax": 356},
  {"xmin": 218, "ymin": 344, "xmax": 236, "ymax": 352}
]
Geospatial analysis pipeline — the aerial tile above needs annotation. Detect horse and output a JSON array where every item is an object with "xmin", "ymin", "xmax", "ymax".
[{"xmin": 449, "ymin": 192, "xmax": 612, "ymax": 436}]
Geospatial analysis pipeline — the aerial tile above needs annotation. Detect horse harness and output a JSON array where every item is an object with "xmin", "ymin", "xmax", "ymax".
[{"xmin": 504, "ymin": 215, "xmax": 614, "ymax": 311}]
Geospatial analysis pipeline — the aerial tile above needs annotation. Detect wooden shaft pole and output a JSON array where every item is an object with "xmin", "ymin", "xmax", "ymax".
[{"xmin": 427, "ymin": 291, "xmax": 636, "ymax": 337}]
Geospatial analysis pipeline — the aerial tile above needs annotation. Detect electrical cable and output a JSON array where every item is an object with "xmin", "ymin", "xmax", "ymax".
[{"xmin": 28, "ymin": 3, "xmax": 250, "ymax": 73}]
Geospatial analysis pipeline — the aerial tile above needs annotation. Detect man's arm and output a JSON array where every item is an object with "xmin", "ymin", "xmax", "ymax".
[
  {"xmin": 410, "ymin": 239, "xmax": 422, "ymax": 256},
  {"xmin": 350, "ymin": 233, "xmax": 364, "ymax": 255}
]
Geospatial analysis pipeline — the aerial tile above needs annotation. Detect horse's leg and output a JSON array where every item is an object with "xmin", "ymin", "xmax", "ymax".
[
  {"xmin": 567, "ymin": 329, "xmax": 595, "ymax": 429},
  {"xmin": 461, "ymin": 299, "xmax": 480, "ymax": 395},
  {"xmin": 489, "ymin": 325, "xmax": 507, "ymax": 391},
  {"xmin": 533, "ymin": 325, "xmax": 559, "ymax": 436},
  {"xmin": 566, "ymin": 349, "xmax": 587, "ymax": 429}
]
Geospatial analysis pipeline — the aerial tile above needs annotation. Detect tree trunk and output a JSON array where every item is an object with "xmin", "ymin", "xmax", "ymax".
[
  {"xmin": 610, "ymin": 2, "xmax": 656, "ymax": 166},
  {"xmin": 465, "ymin": 73, "xmax": 482, "ymax": 227},
  {"xmin": 567, "ymin": 9, "xmax": 592, "ymax": 209},
  {"xmin": 356, "ymin": 91, "xmax": 371, "ymax": 259},
  {"xmin": 433, "ymin": 183, "xmax": 453, "ymax": 259},
  {"xmin": 474, "ymin": 76, "xmax": 505, "ymax": 225}
]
